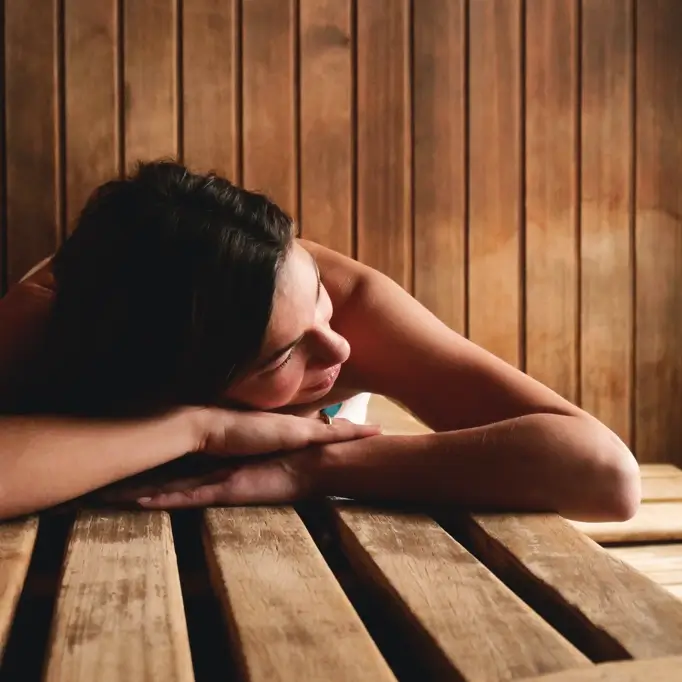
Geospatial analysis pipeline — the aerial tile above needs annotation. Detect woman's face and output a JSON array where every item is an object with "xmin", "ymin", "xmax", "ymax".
[{"xmin": 223, "ymin": 242, "xmax": 350, "ymax": 410}]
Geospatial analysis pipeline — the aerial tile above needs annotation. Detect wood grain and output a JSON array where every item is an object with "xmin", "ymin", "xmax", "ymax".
[
  {"xmin": 466, "ymin": 512, "xmax": 682, "ymax": 660},
  {"xmin": 667, "ymin": 584, "xmax": 682, "ymax": 600},
  {"xmin": 182, "ymin": 0, "xmax": 239, "ymax": 180},
  {"xmin": 412, "ymin": 0, "xmax": 466, "ymax": 333},
  {"xmin": 640, "ymin": 464, "xmax": 682, "ymax": 478},
  {"xmin": 299, "ymin": 0, "xmax": 353, "ymax": 254},
  {"xmin": 569, "ymin": 502, "xmax": 682, "ymax": 543},
  {"xmin": 64, "ymin": 0, "xmax": 119, "ymax": 231},
  {"xmin": 123, "ymin": 0, "xmax": 178, "ymax": 169},
  {"xmin": 580, "ymin": 0, "xmax": 634, "ymax": 444},
  {"xmin": 640, "ymin": 472, "xmax": 682, "ymax": 502},
  {"xmin": 334, "ymin": 506, "xmax": 589, "ymax": 682},
  {"xmin": 468, "ymin": 0, "xmax": 522, "ymax": 366},
  {"xmin": 0, "ymin": 2, "xmax": 5, "ymax": 296},
  {"xmin": 4, "ymin": 0, "xmax": 61, "ymax": 285},
  {"xmin": 608, "ymin": 544, "xmax": 682, "ymax": 586},
  {"xmin": 0, "ymin": 517, "xmax": 38, "ymax": 661},
  {"xmin": 44, "ymin": 511, "xmax": 193, "ymax": 682},
  {"xmin": 516, "ymin": 657, "xmax": 682, "ymax": 682},
  {"xmin": 524, "ymin": 0, "xmax": 578, "ymax": 402},
  {"xmin": 203, "ymin": 507, "xmax": 395, "ymax": 682},
  {"xmin": 356, "ymin": 0, "xmax": 411, "ymax": 289},
  {"xmin": 635, "ymin": 0, "xmax": 682, "ymax": 464},
  {"xmin": 242, "ymin": 0, "xmax": 297, "ymax": 216}
]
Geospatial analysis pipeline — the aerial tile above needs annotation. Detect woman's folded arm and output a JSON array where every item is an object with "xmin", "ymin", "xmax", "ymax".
[{"xmin": 0, "ymin": 409, "xmax": 200, "ymax": 519}]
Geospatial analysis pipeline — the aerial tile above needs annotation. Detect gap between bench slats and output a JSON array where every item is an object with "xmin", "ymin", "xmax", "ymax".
[
  {"xmin": 458, "ymin": 513, "xmax": 682, "ymax": 661},
  {"xmin": 0, "ymin": 517, "xmax": 38, "ymax": 660},
  {"xmin": 515, "ymin": 656, "xmax": 682, "ymax": 682},
  {"xmin": 202, "ymin": 506, "xmax": 396, "ymax": 682},
  {"xmin": 43, "ymin": 511, "xmax": 194, "ymax": 682},
  {"xmin": 332, "ymin": 504, "xmax": 591, "ymax": 682}
]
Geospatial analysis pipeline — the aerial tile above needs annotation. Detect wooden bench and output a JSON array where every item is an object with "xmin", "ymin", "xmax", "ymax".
[{"xmin": 1, "ymin": 396, "xmax": 681, "ymax": 681}]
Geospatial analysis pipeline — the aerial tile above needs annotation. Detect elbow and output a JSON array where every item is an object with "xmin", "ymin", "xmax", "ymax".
[
  {"xmin": 588, "ymin": 425, "xmax": 641, "ymax": 522},
  {"xmin": 602, "ymin": 452, "xmax": 641, "ymax": 522}
]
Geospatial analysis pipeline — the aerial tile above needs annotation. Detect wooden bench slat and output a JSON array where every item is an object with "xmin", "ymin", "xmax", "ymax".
[
  {"xmin": 466, "ymin": 513, "xmax": 682, "ymax": 660},
  {"xmin": 44, "ymin": 511, "xmax": 194, "ymax": 682},
  {"xmin": 639, "ymin": 464, "xmax": 682, "ymax": 478},
  {"xmin": 608, "ymin": 544, "xmax": 682, "ymax": 585},
  {"xmin": 641, "ymin": 474, "xmax": 682, "ymax": 502},
  {"xmin": 333, "ymin": 505, "xmax": 589, "ymax": 682},
  {"xmin": 203, "ymin": 507, "xmax": 396, "ymax": 682},
  {"xmin": 667, "ymin": 584, "xmax": 682, "ymax": 599},
  {"xmin": 568, "ymin": 502, "xmax": 682, "ymax": 543},
  {"xmin": 0, "ymin": 517, "xmax": 38, "ymax": 659},
  {"xmin": 516, "ymin": 656, "xmax": 682, "ymax": 682}
]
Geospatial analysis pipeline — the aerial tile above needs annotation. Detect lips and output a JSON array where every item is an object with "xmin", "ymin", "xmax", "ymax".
[{"xmin": 307, "ymin": 364, "xmax": 341, "ymax": 391}]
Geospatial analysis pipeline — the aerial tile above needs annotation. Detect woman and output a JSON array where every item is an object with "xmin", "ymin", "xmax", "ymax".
[{"xmin": 0, "ymin": 161, "xmax": 640, "ymax": 521}]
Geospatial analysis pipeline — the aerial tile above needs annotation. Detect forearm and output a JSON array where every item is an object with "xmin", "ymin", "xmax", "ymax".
[
  {"xmin": 318, "ymin": 413, "xmax": 641, "ymax": 522},
  {"xmin": 0, "ymin": 408, "xmax": 202, "ymax": 519}
]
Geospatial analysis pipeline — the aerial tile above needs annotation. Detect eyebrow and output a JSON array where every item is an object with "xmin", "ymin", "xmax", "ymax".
[{"xmin": 256, "ymin": 252, "xmax": 322, "ymax": 370}]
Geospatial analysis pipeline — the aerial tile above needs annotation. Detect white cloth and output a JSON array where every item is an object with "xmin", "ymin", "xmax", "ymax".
[{"xmin": 334, "ymin": 392, "xmax": 371, "ymax": 425}]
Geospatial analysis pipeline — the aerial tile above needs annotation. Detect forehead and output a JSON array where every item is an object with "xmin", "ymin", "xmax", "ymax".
[{"xmin": 262, "ymin": 243, "xmax": 318, "ymax": 350}]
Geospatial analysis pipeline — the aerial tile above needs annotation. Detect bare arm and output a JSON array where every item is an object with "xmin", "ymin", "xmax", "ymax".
[
  {"xmin": 132, "ymin": 246, "xmax": 640, "ymax": 520},
  {"xmin": 0, "ymin": 409, "xmax": 201, "ymax": 519},
  {"xmin": 297, "ymin": 242, "xmax": 641, "ymax": 520},
  {"xmin": 315, "ymin": 415, "xmax": 638, "ymax": 522}
]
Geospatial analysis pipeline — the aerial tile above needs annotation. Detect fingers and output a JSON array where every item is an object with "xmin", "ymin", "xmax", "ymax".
[
  {"xmin": 137, "ymin": 460, "xmax": 301, "ymax": 508},
  {"xmin": 317, "ymin": 419, "xmax": 382, "ymax": 443},
  {"xmin": 262, "ymin": 416, "xmax": 380, "ymax": 454}
]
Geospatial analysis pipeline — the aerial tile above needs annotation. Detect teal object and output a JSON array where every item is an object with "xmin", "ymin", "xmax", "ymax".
[{"xmin": 321, "ymin": 403, "xmax": 343, "ymax": 418}]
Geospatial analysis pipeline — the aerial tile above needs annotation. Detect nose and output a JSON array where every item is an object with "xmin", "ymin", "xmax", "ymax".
[{"xmin": 309, "ymin": 325, "xmax": 350, "ymax": 368}]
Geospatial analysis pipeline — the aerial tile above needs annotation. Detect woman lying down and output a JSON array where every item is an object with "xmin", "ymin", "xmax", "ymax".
[{"xmin": 0, "ymin": 162, "xmax": 640, "ymax": 522}]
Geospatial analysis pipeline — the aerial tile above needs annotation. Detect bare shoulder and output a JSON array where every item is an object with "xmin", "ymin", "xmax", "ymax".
[
  {"xmin": 298, "ymin": 239, "xmax": 372, "ymax": 307},
  {"xmin": 300, "ymin": 239, "xmax": 582, "ymax": 430}
]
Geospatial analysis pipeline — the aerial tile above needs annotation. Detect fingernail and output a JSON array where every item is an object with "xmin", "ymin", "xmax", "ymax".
[{"xmin": 137, "ymin": 497, "xmax": 152, "ymax": 504}]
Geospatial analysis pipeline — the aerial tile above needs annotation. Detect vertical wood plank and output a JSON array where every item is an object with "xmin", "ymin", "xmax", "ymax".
[
  {"xmin": 635, "ymin": 0, "xmax": 682, "ymax": 464},
  {"xmin": 183, "ymin": 0, "xmax": 239, "ymax": 180},
  {"xmin": 525, "ymin": 0, "xmax": 579, "ymax": 401},
  {"xmin": 468, "ymin": 0, "xmax": 522, "ymax": 366},
  {"xmin": 123, "ymin": 0, "xmax": 178, "ymax": 169},
  {"xmin": 356, "ymin": 0, "xmax": 411, "ymax": 290},
  {"xmin": 4, "ymin": 0, "xmax": 61, "ymax": 285},
  {"xmin": 299, "ymin": 0, "xmax": 353, "ymax": 255},
  {"xmin": 64, "ymin": 0, "xmax": 119, "ymax": 232},
  {"xmin": 242, "ymin": 0, "xmax": 297, "ymax": 216},
  {"xmin": 412, "ymin": 0, "xmax": 466, "ymax": 333},
  {"xmin": 0, "ymin": 0, "xmax": 5, "ymax": 296},
  {"xmin": 581, "ymin": 0, "xmax": 633, "ymax": 444}
]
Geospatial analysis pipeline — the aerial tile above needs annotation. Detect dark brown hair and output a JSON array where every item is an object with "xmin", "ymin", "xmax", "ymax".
[{"xmin": 44, "ymin": 160, "xmax": 294, "ymax": 416}]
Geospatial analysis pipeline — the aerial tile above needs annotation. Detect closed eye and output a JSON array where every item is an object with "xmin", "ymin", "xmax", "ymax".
[{"xmin": 272, "ymin": 349, "xmax": 295, "ymax": 371}]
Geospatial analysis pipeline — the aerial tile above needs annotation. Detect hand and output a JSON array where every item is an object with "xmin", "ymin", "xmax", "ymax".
[
  {"xmin": 110, "ymin": 444, "xmax": 331, "ymax": 508},
  {"xmin": 194, "ymin": 408, "xmax": 380, "ymax": 456}
]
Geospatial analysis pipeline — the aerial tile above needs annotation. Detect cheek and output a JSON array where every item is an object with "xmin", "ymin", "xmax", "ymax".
[
  {"xmin": 227, "ymin": 359, "xmax": 307, "ymax": 410},
  {"xmin": 266, "ymin": 363, "xmax": 305, "ymax": 402}
]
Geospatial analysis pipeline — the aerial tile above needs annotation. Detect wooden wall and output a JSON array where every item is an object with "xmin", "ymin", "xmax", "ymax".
[{"xmin": 0, "ymin": 0, "xmax": 681, "ymax": 464}]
